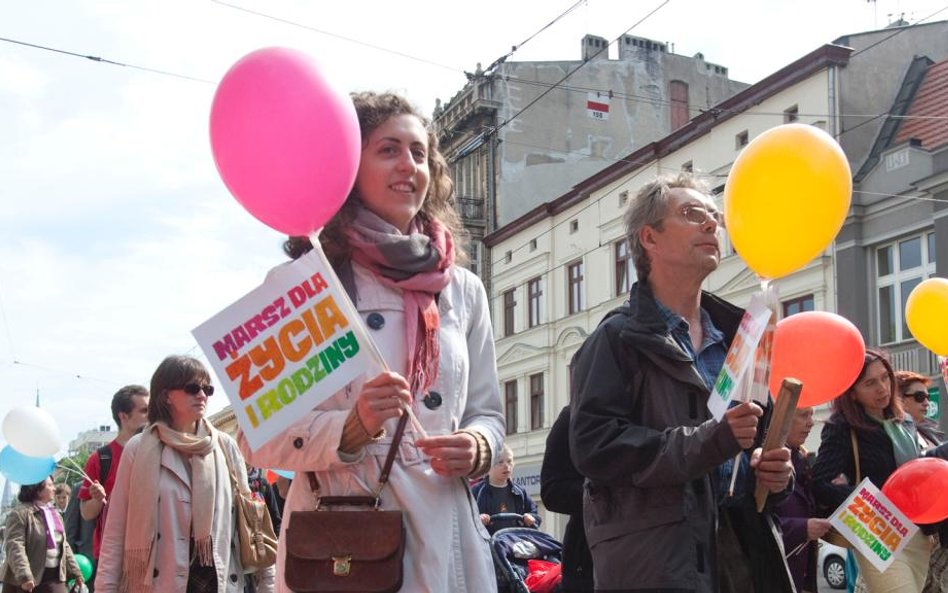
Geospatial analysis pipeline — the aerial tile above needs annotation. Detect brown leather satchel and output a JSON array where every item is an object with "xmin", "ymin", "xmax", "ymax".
[
  {"xmin": 284, "ymin": 414, "xmax": 409, "ymax": 593},
  {"xmin": 225, "ymin": 455, "xmax": 279, "ymax": 569}
]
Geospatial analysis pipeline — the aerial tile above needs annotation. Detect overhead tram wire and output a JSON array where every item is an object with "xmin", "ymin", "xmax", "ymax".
[
  {"xmin": 849, "ymin": 4, "xmax": 948, "ymax": 59},
  {"xmin": 210, "ymin": 0, "xmax": 461, "ymax": 73},
  {"xmin": 506, "ymin": 75, "xmax": 948, "ymax": 122},
  {"xmin": 481, "ymin": 5, "xmax": 948, "ymax": 267},
  {"xmin": 478, "ymin": 0, "xmax": 587, "ymax": 75},
  {"xmin": 0, "ymin": 36, "xmax": 215, "ymax": 84},
  {"xmin": 487, "ymin": 0, "xmax": 672, "ymax": 138}
]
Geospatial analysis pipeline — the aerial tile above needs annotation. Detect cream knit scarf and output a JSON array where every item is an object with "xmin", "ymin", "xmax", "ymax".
[{"xmin": 121, "ymin": 419, "xmax": 218, "ymax": 592}]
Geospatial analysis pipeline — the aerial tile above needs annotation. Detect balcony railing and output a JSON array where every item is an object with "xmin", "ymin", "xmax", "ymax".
[
  {"xmin": 456, "ymin": 196, "xmax": 485, "ymax": 224},
  {"xmin": 888, "ymin": 343, "xmax": 940, "ymax": 376}
]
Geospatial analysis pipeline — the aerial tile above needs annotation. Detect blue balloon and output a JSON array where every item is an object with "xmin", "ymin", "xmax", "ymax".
[
  {"xmin": 272, "ymin": 469, "xmax": 295, "ymax": 480},
  {"xmin": 0, "ymin": 445, "xmax": 56, "ymax": 485}
]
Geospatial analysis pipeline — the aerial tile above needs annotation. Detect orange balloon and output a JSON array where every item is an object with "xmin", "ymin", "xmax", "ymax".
[
  {"xmin": 770, "ymin": 311, "xmax": 865, "ymax": 407},
  {"xmin": 883, "ymin": 457, "xmax": 948, "ymax": 523}
]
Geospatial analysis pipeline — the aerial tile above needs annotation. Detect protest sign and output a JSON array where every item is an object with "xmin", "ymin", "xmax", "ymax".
[
  {"xmin": 829, "ymin": 477, "xmax": 919, "ymax": 573},
  {"xmin": 707, "ymin": 292, "xmax": 772, "ymax": 421},
  {"xmin": 194, "ymin": 250, "xmax": 371, "ymax": 450}
]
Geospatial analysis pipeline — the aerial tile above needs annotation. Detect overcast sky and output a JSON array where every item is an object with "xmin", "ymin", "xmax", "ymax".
[{"xmin": 1, "ymin": 0, "xmax": 944, "ymax": 483}]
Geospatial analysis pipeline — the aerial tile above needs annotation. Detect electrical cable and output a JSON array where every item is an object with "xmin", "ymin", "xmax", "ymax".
[
  {"xmin": 209, "ymin": 0, "xmax": 461, "ymax": 72},
  {"xmin": 0, "ymin": 36, "xmax": 215, "ymax": 84}
]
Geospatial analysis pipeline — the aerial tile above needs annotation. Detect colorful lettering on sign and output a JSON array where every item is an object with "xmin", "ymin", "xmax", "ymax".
[
  {"xmin": 211, "ymin": 272, "xmax": 330, "ymax": 362},
  {"xmin": 841, "ymin": 514, "xmax": 893, "ymax": 561},
  {"xmin": 843, "ymin": 495, "xmax": 904, "ymax": 553},
  {"xmin": 226, "ymin": 294, "xmax": 350, "ymax": 401},
  {"xmin": 244, "ymin": 330, "xmax": 361, "ymax": 427}
]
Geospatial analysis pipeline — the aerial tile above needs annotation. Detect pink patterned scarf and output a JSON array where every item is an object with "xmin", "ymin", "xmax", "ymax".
[{"xmin": 344, "ymin": 206, "xmax": 454, "ymax": 396}]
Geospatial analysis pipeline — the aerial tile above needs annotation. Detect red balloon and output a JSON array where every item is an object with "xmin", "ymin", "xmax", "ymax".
[
  {"xmin": 882, "ymin": 457, "xmax": 948, "ymax": 524},
  {"xmin": 770, "ymin": 311, "xmax": 865, "ymax": 407}
]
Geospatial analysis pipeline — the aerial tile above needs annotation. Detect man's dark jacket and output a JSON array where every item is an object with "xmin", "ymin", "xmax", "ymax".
[{"xmin": 569, "ymin": 281, "xmax": 794, "ymax": 593}]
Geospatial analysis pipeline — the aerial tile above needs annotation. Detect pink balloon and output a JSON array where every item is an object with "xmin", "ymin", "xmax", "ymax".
[
  {"xmin": 210, "ymin": 47, "xmax": 360, "ymax": 236},
  {"xmin": 770, "ymin": 311, "xmax": 866, "ymax": 407}
]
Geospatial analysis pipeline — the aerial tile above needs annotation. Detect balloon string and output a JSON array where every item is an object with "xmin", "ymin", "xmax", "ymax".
[
  {"xmin": 785, "ymin": 540, "xmax": 809, "ymax": 559},
  {"xmin": 306, "ymin": 232, "xmax": 428, "ymax": 440},
  {"xmin": 58, "ymin": 455, "xmax": 93, "ymax": 482},
  {"xmin": 57, "ymin": 463, "xmax": 92, "ymax": 484}
]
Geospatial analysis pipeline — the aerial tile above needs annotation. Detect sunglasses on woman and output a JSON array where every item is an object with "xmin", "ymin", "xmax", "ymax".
[
  {"xmin": 179, "ymin": 383, "xmax": 215, "ymax": 396},
  {"xmin": 902, "ymin": 390, "xmax": 929, "ymax": 403}
]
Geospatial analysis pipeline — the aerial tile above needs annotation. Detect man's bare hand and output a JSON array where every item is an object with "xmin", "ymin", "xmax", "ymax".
[
  {"xmin": 751, "ymin": 446, "xmax": 793, "ymax": 493},
  {"xmin": 725, "ymin": 402, "xmax": 762, "ymax": 449}
]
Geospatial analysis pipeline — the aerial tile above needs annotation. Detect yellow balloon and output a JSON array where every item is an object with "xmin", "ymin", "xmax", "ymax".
[
  {"xmin": 906, "ymin": 278, "xmax": 948, "ymax": 356},
  {"xmin": 724, "ymin": 124, "xmax": 852, "ymax": 279}
]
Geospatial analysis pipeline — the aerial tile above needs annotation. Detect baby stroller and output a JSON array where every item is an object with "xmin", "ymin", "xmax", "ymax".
[{"xmin": 488, "ymin": 513, "xmax": 563, "ymax": 593}]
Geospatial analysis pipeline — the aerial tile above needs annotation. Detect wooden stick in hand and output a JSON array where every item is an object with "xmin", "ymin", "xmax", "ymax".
[{"xmin": 755, "ymin": 377, "xmax": 802, "ymax": 512}]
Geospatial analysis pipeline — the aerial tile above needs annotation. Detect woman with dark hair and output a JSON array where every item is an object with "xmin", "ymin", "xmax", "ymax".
[
  {"xmin": 96, "ymin": 355, "xmax": 261, "ymax": 593},
  {"xmin": 1, "ymin": 477, "xmax": 82, "ymax": 593},
  {"xmin": 813, "ymin": 349, "xmax": 929, "ymax": 592},
  {"xmin": 244, "ymin": 91, "xmax": 505, "ymax": 592}
]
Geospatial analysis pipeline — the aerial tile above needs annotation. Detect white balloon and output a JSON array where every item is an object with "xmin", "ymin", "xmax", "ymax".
[{"xmin": 2, "ymin": 407, "xmax": 61, "ymax": 457}]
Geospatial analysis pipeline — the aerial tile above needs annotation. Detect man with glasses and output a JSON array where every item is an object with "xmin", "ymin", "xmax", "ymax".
[
  {"xmin": 78, "ymin": 384, "xmax": 149, "ymax": 591},
  {"xmin": 569, "ymin": 173, "xmax": 794, "ymax": 592}
]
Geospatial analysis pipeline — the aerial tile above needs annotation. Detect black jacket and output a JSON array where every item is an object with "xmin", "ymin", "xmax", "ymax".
[
  {"xmin": 812, "ymin": 412, "xmax": 900, "ymax": 513},
  {"xmin": 569, "ymin": 281, "xmax": 793, "ymax": 593},
  {"xmin": 541, "ymin": 406, "xmax": 594, "ymax": 592}
]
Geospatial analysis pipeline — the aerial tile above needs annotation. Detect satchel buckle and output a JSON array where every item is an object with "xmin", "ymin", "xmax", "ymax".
[{"xmin": 332, "ymin": 554, "xmax": 352, "ymax": 576}]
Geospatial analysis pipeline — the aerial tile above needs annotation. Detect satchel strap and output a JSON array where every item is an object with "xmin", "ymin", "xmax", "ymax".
[
  {"xmin": 220, "ymin": 443, "xmax": 247, "ymax": 497},
  {"xmin": 850, "ymin": 428, "xmax": 861, "ymax": 483},
  {"xmin": 307, "ymin": 412, "xmax": 410, "ymax": 507}
]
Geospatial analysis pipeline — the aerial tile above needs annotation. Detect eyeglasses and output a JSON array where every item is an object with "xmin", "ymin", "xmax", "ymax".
[
  {"xmin": 679, "ymin": 204, "xmax": 725, "ymax": 227},
  {"xmin": 179, "ymin": 383, "xmax": 215, "ymax": 396},
  {"xmin": 902, "ymin": 390, "xmax": 929, "ymax": 403}
]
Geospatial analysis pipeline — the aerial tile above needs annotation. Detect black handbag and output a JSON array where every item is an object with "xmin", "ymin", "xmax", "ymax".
[{"xmin": 284, "ymin": 414, "xmax": 409, "ymax": 593}]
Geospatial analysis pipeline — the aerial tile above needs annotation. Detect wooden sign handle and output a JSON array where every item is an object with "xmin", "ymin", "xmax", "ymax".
[{"xmin": 755, "ymin": 377, "xmax": 803, "ymax": 512}]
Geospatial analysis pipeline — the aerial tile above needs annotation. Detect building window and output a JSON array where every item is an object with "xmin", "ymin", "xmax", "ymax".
[
  {"xmin": 876, "ymin": 232, "xmax": 936, "ymax": 344},
  {"xmin": 505, "ymin": 250, "xmax": 512, "ymax": 264},
  {"xmin": 569, "ymin": 219, "xmax": 579, "ymax": 234},
  {"xmin": 618, "ymin": 190, "xmax": 629, "ymax": 207},
  {"xmin": 530, "ymin": 373, "xmax": 545, "ymax": 430},
  {"xmin": 669, "ymin": 80, "xmax": 689, "ymax": 130},
  {"xmin": 528, "ymin": 277, "xmax": 542, "ymax": 328},
  {"xmin": 568, "ymin": 260, "xmax": 585, "ymax": 314},
  {"xmin": 784, "ymin": 105, "xmax": 799, "ymax": 123},
  {"xmin": 782, "ymin": 294, "xmax": 815, "ymax": 317},
  {"xmin": 529, "ymin": 238, "xmax": 537, "ymax": 252},
  {"xmin": 735, "ymin": 130, "xmax": 749, "ymax": 149},
  {"xmin": 615, "ymin": 239, "xmax": 635, "ymax": 296},
  {"xmin": 503, "ymin": 289, "xmax": 516, "ymax": 336},
  {"xmin": 468, "ymin": 242, "xmax": 481, "ymax": 276},
  {"xmin": 504, "ymin": 381, "xmax": 517, "ymax": 435}
]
